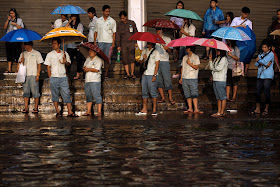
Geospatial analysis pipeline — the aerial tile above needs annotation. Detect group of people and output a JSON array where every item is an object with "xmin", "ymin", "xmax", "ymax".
[{"xmin": 2, "ymin": 1, "xmax": 280, "ymax": 117}]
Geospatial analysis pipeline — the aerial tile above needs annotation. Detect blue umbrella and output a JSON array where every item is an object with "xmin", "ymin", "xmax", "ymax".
[
  {"xmin": 236, "ymin": 26, "xmax": 256, "ymax": 64},
  {"xmin": 211, "ymin": 27, "xmax": 251, "ymax": 41},
  {"xmin": 0, "ymin": 29, "xmax": 42, "ymax": 42},
  {"xmin": 51, "ymin": 5, "xmax": 86, "ymax": 14}
]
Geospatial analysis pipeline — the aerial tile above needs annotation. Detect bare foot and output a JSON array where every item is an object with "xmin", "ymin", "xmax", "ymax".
[
  {"xmin": 95, "ymin": 113, "xmax": 102, "ymax": 117},
  {"xmin": 82, "ymin": 113, "xmax": 91, "ymax": 116}
]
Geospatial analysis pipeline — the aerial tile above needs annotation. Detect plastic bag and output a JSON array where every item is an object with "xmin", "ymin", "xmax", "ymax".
[
  {"xmin": 232, "ymin": 61, "xmax": 244, "ymax": 77},
  {"xmin": 135, "ymin": 47, "xmax": 142, "ymax": 62},
  {"xmin": 15, "ymin": 63, "xmax": 26, "ymax": 83}
]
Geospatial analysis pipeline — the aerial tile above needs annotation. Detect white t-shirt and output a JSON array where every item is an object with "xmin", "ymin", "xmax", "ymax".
[
  {"xmin": 155, "ymin": 35, "xmax": 171, "ymax": 62},
  {"xmin": 88, "ymin": 16, "xmax": 98, "ymax": 42},
  {"xmin": 44, "ymin": 50, "xmax": 71, "ymax": 77},
  {"xmin": 19, "ymin": 49, "xmax": 43, "ymax": 76},
  {"xmin": 54, "ymin": 18, "xmax": 69, "ymax": 29},
  {"xmin": 181, "ymin": 23, "xmax": 196, "ymax": 37},
  {"xmin": 181, "ymin": 53, "xmax": 200, "ymax": 79},
  {"xmin": 95, "ymin": 16, "xmax": 116, "ymax": 43},
  {"xmin": 84, "ymin": 56, "xmax": 103, "ymax": 83},
  {"xmin": 230, "ymin": 16, "xmax": 253, "ymax": 30},
  {"xmin": 6, "ymin": 18, "xmax": 24, "ymax": 33},
  {"xmin": 140, "ymin": 48, "xmax": 160, "ymax": 76}
]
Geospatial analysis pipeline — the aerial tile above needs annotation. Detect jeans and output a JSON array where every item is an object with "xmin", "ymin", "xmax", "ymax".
[
  {"xmin": 182, "ymin": 79, "xmax": 198, "ymax": 99},
  {"xmin": 213, "ymin": 81, "xmax": 227, "ymax": 100},
  {"xmin": 85, "ymin": 82, "xmax": 102, "ymax": 104},
  {"xmin": 157, "ymin": 61, "xmax": 173, "ymax": 90},
  {"xmin": 50, "ymin": 77, "xmax": 71, "ymax": 103},
  {"xmin": 142, "ymin": 75, "xmax": 158, "ymax": 98},
  {"xmin": 256, "ymin": 78, "xmax": 272, "ymax": 104},
  {"xmin": 98, "ymin": 42, "xmax": 112, "ymax": 64},
  {"xmin": 23, "ymin": 76, "xmax": 40, "ymax": 98}
]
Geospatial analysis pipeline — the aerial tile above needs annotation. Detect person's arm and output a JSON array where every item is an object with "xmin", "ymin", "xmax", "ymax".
[
  {"xmin": 36, "ymin": 64, "xmax": 41, "ymax": 82},
  {"xmin": 112, "ymin": 21, "xmax": 117, "ymax": 48},
  {"xmin": 116, "ymin": 23, "xmax": 121, "ymax": 50},
  {"xmin": 4, "ymin": 16, "xmax": 11, "ymax": 30},
  {"xmin": 258, "ymin": 53, "xmax": 274, "ymax": 66},
  {"xmin": 227, "ymin": 51, "xmax": 239, "ymax": 61},
  {"xmin": 216, "ymin": 20, "xmax": 226, "ymax": 25},
  {"xmin": 187, "ymin": 57, "xmax": 199, "ymax": 70},
  {"xmin": 65, "ymin": 52, "xmax": 71, "ymax": 66},
  {"xmin": 47, "ymin": 66, "xmax": 51, "ymax": 78},
  {"xmin": 10, "ymin": 20, "xmax": 22, "ymax": 29},
  {"xmin": 152, "ymin": 60, "xmax": 160, "ymax": 82},
  {"xmin": 212, "ymin": 57, "xmax": 227, "ymax": 72}
]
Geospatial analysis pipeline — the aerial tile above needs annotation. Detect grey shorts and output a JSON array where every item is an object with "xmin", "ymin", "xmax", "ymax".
[
  {"xmin": 157, "ymin": 61, "xmax": 173, "ymax": 90},
  {"xmin": 50, "ymin": 77, "xmax": 71, "ymax": 103},
  {"xmin": 142, "ymin": 75, "xmax": 158, "ymax": 98},
  {"xmin": 182, "ymin": 79, "xmax": 198, "ymax": 99},
  {"xmin": 85, "ymin": 82, "xmax": 102, "ymax": 104},
  {"xmin": 213, "ymin": 81, "xmax": 227, "ymax": 100},
  {"xmin": 23, "ymin": 76, "xmax": 40, "ymax": 98}
]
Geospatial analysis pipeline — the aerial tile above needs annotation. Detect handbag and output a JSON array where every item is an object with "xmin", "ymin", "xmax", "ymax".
[
  {"xmin": 15, "ymin": 63, "xmax": 27, "ymax": 83},
  {"xmin": 232, "ymin": 61, "xmax": 244, "ymax": 77},
  {"xmin": 135, "ymin": 46, "xmax": 142, "ymax": 62},
  {"xmin": 140, "ymin": 48, "xmax": 156, "ymax": 75}
]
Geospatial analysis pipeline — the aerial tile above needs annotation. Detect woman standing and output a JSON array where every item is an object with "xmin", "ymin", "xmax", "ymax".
[
  {"xmin": 253, "ymin": 39, "xmax": 274, "ymax": 116},
  {"xmin": 226, "ymin": 40, "xmax": 240, "ymax": 102},
  {"xmin": 209, "ymin": 49, "xmax": 228, "ymax": 117},
  {"xmin": 3, "ymin": 8, "xmax": 24, "ymax": 73},
  {"xmin": 66, "ymin": 14, "xmax": 85, "ymax": 79},
  {"xmin": 218, "ymin": 12, "xmax": 234, "ymax": 44}
]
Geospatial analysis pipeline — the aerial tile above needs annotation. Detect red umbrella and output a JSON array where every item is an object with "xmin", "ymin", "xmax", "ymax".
[
  {"xmin": 143, "ymin": 19, "xmax": 180, "ymax": 30},
  {"xmin": 78, "ymin": 42, "xmax": 109, "ymax": 64},
  {"xmin": 129, "ymin": 32, "xmax": 166, "ymax": 44},
  {"xmin": 192, "ymin": 38, "xmax": 231, "ymax": 52}
]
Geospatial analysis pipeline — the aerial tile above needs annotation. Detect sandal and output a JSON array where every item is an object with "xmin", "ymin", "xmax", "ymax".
[
  {"xmin": 56, "ymin": 113, "xmax": 62, "ymax": 117},
  {"xmin": 219, "ymin": 113, "xmax": 226, "ymax": 117},
  {"xmin": 32, "ymin": 109, "xmax": 39, "ymax": 113},
  {"xmin": 262, "ymin": 111, "xmax": 269, "ymax": 116},
  {"xmin": 230, "ymin": 99, "xmax": 236, "ymax": 102},
  {"xmin": 22, "ymin": 109, "xmax": 29, "ymax": 113},
  {"xmin": 158, "ymin": 99, "xmax": 166, "ymax": 103},
  {"xmin": 183, "ymin": 110, "xmax": 193, "ymax": 114},
  {"xmin": 4, "ymin": 70, "xmax": 12, "ymax": 73},
  {"xmin": 67, "ymin": 113, "xmax": 79, "ymax": 117},
  {"xmin": 170, "ymin": 100, "xmax": 176, "ymax": 105},
  {"xmin": 193, "ymin": 110, "xmax": 204, "ymax": 114},
  {"xmin": 131, "ymin": 74, "xmax": 136, "ymax": 79},
  {"xmin": 73, "ymin": 75, "xmax": 80, "ymax": 80},
  {"xmin": 95, "ymin": 113, "xmax": 102, "ymax": 117},
  {"xmin": 123, "ymin": 75, "xmax": 129, "ymax": 79},
  {"xmin": 211, "ymin": 113, "xmax": 221, "ymax": 117},
  {"xmin": 82, "ymin": 113, "xmax": 91, "ymax": 116}
]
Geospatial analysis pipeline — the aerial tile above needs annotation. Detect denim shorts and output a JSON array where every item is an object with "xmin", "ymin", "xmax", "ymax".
[
  {"xmin": 182, "ymin": 79, "xmax": 198, "ymax": 99},
  {"xmin": 213, "ymin": 81, "xmax": 227, "ymax": 100},
  {"xmin": 50, "ymin": 77, "xmax": 71, "ymax": 103},
  {"xmin": 98, "ymin": 42, "xmax": 112, "ymax": 64},
  {"xmin": 23, "ymin": 76, "xmax": 40, "ymax": 98},
  {"xmin": 85, "ymin": 82, "xmax": 102, "ymax": 104},
  {"xmin": 142, "ymin": 75, "xmax": 158, "ymax": 98},
  {"xmin": 157, "ymin": 61, "xmax": 173, "ymax": 90}
]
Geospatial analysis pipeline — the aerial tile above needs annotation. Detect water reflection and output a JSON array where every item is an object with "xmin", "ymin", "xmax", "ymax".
[{"xmin": 0, "ymin": 113, "xmax": 279, "ymax": 186}]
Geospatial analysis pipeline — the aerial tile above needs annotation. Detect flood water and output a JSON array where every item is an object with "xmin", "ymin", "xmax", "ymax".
[{"xmin": 0, "ymin": 112, "xmax": 280, "ymax": 186}]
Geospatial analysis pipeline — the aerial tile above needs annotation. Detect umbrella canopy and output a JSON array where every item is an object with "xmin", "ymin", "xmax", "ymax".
[
  {"xmin": 211, "ymin": 27, "xmax": 251, "ymax": 41},
  {"xmin": 236, "ymin": 26, "xmax": 256, "ymax": 64},
  {"xmin": 129, "ymin": 32, "xmax": 165, "ymax": 44},
  {"xmin": 167, "ymin": 37, "xmax": 200, "ymax": 47},
  {"xmin": 40, "ymin": 27, "xmax": 86, "ymax": 44},
  {"xmin": 270, "ymin": 29, "xmax": 280, "ymax": 36},
  {"xmin": 0, "ymin": 29, "xmax": 42, "ymax": 42},
  {"xmin": 192, "ymin": 38, "xmax": 231, "ymax": 51},
  {"xmin": 78, "ymin": 42, "xmax": 109, "ymax": 64},
  {"xmin": 164, "ymin": 9, "xmax": 203, "ymax": 21},
  {"xmin": 143, "ymin": 19, "xmax": 180, "ymax": 30},
  {"xmin": 51, "ymin": 4, "xmax": 86, "ymax": 14}
]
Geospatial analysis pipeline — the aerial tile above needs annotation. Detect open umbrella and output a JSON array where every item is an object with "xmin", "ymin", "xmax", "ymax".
[
  {"xmin": 164, "ymin": 9, "xmax": 203, "ymax": 21},
  {"xmin": 78, "ymin": 42, "xmax": 109, "ymax": 64},
  {"xmin": 51, "ymin": 5, "xmax": 86, "ymax": 14},
  {"xmin": 236, "ymin": 26, "xmax": 256, "ymax": 64},
  {"xmin": 143, "ymin": 19, "xmax": 180, "ymax": 30},
  {"xmin": 129, "ymin": 32, "xmax": 165, "ymax": 44},
  {"xmin": 211, "ymin": 27, "xmax": 251, "ymax": 41},
  {"xmin": 270, "ymin": 29, "xmax": 280, "ymax": 36},
  {"xmin": 167, "ymin": 37, "xmax": 200, "ymax": 47},
  {"xmin": 0, "ymin": 28, "xmax": 42, "ymax": 42},
  {"xmin": 40, "ymin": 27, "xmax": 87, "ymax": 52},
  {"xmin": 192, "ymin": 38, "xmax": 231, "ymax": 51}
]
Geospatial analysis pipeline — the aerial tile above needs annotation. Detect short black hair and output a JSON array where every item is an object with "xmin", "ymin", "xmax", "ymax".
[
  {"xmin": 242, "ymin": 7, "xmax": 250, "ymax": 14},
  {"xmin": 176, "ymin": 1, "xmax": 184, "ymax": 9},
  {"xmin": 261, "ymin": 38, "xmax": 272, "ymax": 48},
  {"xmin": 211, "ymin": 0, "xmax": 218, "ymax": 3},
  {"xmin": 119, "ymin": 11, "xmax": 127, "ymax": 17},
  {"xmin": 88, "ymin": 7, "xmax": 96, "ymax": 14},
  {"xmin": 24, "ymin": 41, "xmax": 33, "ymax": 46},
  {"xmin": 52, "ymin": 37, "xmax": 61, "ymax": 45},
  {"xmin": 102, "ymin": 5, "xmax": 110, "ymax": 11},
  {"xmin": 228, "ymin": 40, "xmax": 236, "ymax": 48},
  {"xmin": 186, "ymin": 46, "xmax": 196, "ymax": 53}
]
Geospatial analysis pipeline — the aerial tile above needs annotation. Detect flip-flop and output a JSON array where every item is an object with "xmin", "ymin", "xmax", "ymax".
[
  {"xmin": 131, "ymin": 75, "xmax": 136, "ymax": 79},
  {"xmin": 251, "ymin": 111, "xmax": 261, "ymax": 116},
  {"xmin": 95, "ymin": 113, "xmax": 102, "ymax": 117},
  {"xmin": 82, "ymin": 113, "xmax": 91, "ymax": 116},
  {"xmin": 183, "ymin": 110, "xmax": 193, "ymax": 114},
  {"xmin": 67, "ymin": 113, "xmax": 79, "ymax": 117},
  {"xmin": 230, "ymin": 99, "xmax": 236, "ymax": 102},
  {"xmin": 211, "ymin": 113, "xmax": 221, "ymax": 117},
  {"xmin": 262, "ymin": 111, "xmax": 269, "ymax": 116},
  {"xmin": 158, "ymin": 99, "xmax": 166, "ymax": 103},
  {"xmin": 22, "ymin": 109, "xmax": 29, "ymax": 113},
  {"xmin": 135, "ymin": 111, "xmax": 147, "ymax": 115},
  {"xmin": 193, "ymin": 110, "xmax": 204, "ymax": 114},
  {"xmin": 32, "ymin": 109, "xmax": 39, "ymax": 113},
  {"xmin": 170, "ymin": 100, "xmax": 176, "ymax": 105},
  {"xmin": 4, "ymin": 71, "xmax": 11, "ymax": 73},
  {"xmin": 56, "ymin": 113, "xmax": 62, "ymax": 117}
]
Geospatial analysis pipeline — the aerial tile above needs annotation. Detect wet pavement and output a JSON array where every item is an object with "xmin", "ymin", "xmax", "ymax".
[{"xmin": 0, "ymin": 111, "xmax": 280, "ymax": 186}]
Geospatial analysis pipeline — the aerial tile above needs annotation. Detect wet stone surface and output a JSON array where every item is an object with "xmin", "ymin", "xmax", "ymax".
[{"xmin": 0, "ymin": 111, "xmax": 280, "ymax": 186}]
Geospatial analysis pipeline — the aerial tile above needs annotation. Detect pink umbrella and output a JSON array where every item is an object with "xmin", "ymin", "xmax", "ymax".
[
  {"xmin": 167, "ymin": 37, "xmax": 200, "ymax": 47},
  {"xmin": 192, "ymin": 38, "xmax": 231, "ymax": 51}
]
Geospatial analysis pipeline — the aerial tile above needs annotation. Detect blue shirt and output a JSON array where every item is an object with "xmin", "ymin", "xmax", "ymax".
[
  {"xmin": 255, "ymin": 51, "xmax": 274, "ymax": 79},
  {"xmin": 203, "ymin": 7, "xmax": 224, "ymax": 32}
]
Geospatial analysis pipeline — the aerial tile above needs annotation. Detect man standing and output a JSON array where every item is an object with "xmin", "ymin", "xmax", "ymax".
[
  {"xmin": 87, "ymin": 7, "xmax": 98, "ymax": 43},
  {"xmin": 230, "ymin": 7, "xmax": 252, "ymax": 30},
  {"xmin": 116, "ymin": 11, "xmax": 138, "ymax": 79},
  {"xmin": 94, "ymin": 5, "xmax": 116, "ymax": 78},
  {"xmin": 19, "ymin": 42, "xmax": 43, "ymax": 113},
  {"xmin": 44, "ymin": 37, "xmax": 78, "ymax": 117}
]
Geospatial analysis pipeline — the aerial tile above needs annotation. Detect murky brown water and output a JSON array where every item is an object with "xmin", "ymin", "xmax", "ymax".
[{"xmin": 0, "ymin": 112, "xmax": 280, "ymax": 186}]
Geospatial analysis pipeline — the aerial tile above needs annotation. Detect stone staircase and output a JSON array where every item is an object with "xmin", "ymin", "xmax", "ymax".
[{"xmin": 0, "ymin": 58, "xmax": 279, "ymax": 114}]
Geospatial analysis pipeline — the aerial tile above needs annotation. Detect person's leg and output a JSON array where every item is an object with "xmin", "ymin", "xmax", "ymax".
[
  {"xmin": 161, "ymin": 61, "xmax": 174, "ymax": 103},
  {"xmin": 226, "ymin": 86, "xmax": 231, "ymax": 100},
  {"xmin": 152, "ymin": 97, "xmax": 157, "ymax": 113},
  {"xmin": 128, "ymin": 47, "xmax": 136, "ymax": 77},
  {"xmin": 6, "ymin": 42, "xmax": 13, "ymax": 72},
  {"xmin": 263, "ymin": 79, "xmax": 272, "ymax": 114},
  {"xmin": 245, "ymin": 64, "xmax": 249, "ymax": 76},
  {"xmin": 186, "ymin": 98, "xmax": 193, "ymax": 112},
  {"xmin": 104, "ymin": 43, "xmax": 112, "ymax": 77},
  {"xmin": 149, "ymin": 75, "xmax": 159, "ymax": 113},
  {"xmin": 212, "ymin": 81, "xmax": 220, "ymax": 116},
  {"xmin": 91, "ymin": 82, "xmax": 103, "ymax": 116},
  {"xmin": 226, "ymin": 69, "xmax": 232, "ymax": 100},
  {"xmin": 67, "ymin": 48, "xmax": 75, "ymax": 74},
  {"xmin": 221, "ymin": 100, "xmax": 227, "ymax": 115},
  {"xmin": 131, "ymin": 63, "xmax": 135, "ymax": 78},
  {"xmin": 217, "ymin": 100, "xmax": 222, "ymax": 114},
  {"xmin": 22, "ymin": 77, "xmax": 31, "ymax": 112},
  {"xmin": 140, "ymin": 75, "xmax": 149, "ymax": 113},
  {"xmin": 157, "ymin": 63, "xmax": 165, "ymax": 102},
  {"xmin": 142, "ymin": 98, "xmax": 148, "ymax": 113},
  {"xmin": 75, "ymin": 50, "xmax": 85, "ymax": 79},
  {"xmin": 231, "ymin": 76, "xmax": 240, "ymax": 101},
  {"xmin": 30, "ymin": 76, "xmax": 40, "ymax": 111},
  {"xmin": 255, "ymin": 78, "xmax": 263, "ymax": 114},
  {"xmin": 218, "ymin": 81, "xmax": 227, "ymax": 115},
  {"xmin": 189, "ymin": 79, "xmax": 201, "ymax": 113},
  {"xmin": 83, "ymin": 82, "xmax": 93, "ymax": 115},
  {"xmin": 54, "ymin": 102, "xmax": 60, "ymax": 114},
  {"xmin": 182, "ymin": 79, "xmax": 193, "ymax": 112},
  {"xmin": 122, "ymin": 47, "xmax": 130, "ymax": 78},
  {"xmin": 59, "ymin": 77, "xmax": 73, "ymax": 115}
]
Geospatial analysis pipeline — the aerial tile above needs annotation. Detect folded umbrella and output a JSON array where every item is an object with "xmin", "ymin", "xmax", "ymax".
[
  {"xmin": 51, "ymin": 4, "xmax": 86, "ymax": 14},
  {"xmin": 78, "ymin": 42, "xmax": 109, "ymax": 64},
  {"xmin": 129, "ymin": 32, "xmax": 165, "ymax": 44},
  {"xmin": 167, "ymin": 37, "xmax": 200, "ymax": 47},
  {"xmin": 211, "ymin": 27, "xmax": 251, "ymax": 41},
  {"xmin": 143, "ymin": 19, "xmax": 180, "ymax": 30},
  {"xmin": 192, "ymin": 38, "xmax": 231, "ymax": 51},
  {"xmin": 164, "ymin": 9, "xmax": 203, "ymax": 21},
  {"xmin": 0, "ymin": 28, "xmax": 42, "ymax": 42}
]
